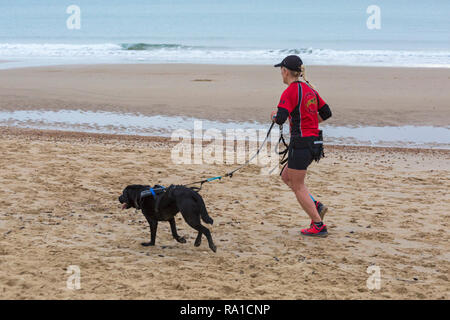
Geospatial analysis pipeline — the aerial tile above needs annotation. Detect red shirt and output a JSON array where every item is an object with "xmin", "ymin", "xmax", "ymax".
[{"xmin": 277, "ymin": 81, "xmax": 327, "ymax": 137}]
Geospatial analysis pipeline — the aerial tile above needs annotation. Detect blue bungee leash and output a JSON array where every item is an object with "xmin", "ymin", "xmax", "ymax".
[
  {"xmin": 145, "ymin": 122, "xmax": 275, "ymax": 193},
  {"xmin": 182, "ymin": 121, "xmax": 276, "ymax": 191}
]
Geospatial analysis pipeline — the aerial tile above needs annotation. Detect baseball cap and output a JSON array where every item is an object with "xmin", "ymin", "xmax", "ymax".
[{"xmin": 274, "ymin": 55, "xmax": 303, "ymax": 72}]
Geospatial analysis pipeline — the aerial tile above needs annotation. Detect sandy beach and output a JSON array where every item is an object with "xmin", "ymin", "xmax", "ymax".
[
  {"xmin": 1, "ymin": 64, "xmax": 449, "ymax": 127},
  {"xmin": 0, "ymin": 63, "xmax": 449, "ymax": 300},
  {"xmin": 0, "ymin": 126, "xmax": 449, "ymax": 299}
]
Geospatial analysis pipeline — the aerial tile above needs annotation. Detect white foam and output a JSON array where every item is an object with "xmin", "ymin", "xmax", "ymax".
[
  {"xmin": 0, "ymin": 43, "xmax": 449, "ymax": 69},
  {"xmin": 0, "ymin": 109, "xmax": 449, "ymax": 149}
]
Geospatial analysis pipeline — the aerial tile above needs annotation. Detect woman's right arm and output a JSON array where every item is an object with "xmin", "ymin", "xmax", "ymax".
[
  {"xmin": 318, "ymin": 114, "xmax": 324, "ymax": 123},
  {"xmin": 315, "ymin": 90, "xmax": 332, "ymax": 122},
  {"xmin": 318, "ymin": 104, "xmax": 332, "ymax": 121}
]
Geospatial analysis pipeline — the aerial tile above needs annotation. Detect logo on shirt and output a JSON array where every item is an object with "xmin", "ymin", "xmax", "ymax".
[{"xmin": 305, "ymin": 92, "xmax": 317, "ymax": 114}]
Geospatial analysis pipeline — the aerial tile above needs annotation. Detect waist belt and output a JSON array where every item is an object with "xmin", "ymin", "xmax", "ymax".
[
  {"xmin": 290, "ymin": 131, "xmax": 323, "ymax": 149},
  {"xmin": 276, "ymin": 129, "xmax": 325, "ymax": 174},
  {"xmin": 289, "ymin": 137, "xmax": 322, "ymax": 149}
]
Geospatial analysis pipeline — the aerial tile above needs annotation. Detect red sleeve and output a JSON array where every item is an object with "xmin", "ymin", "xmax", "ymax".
[{"xmin": 277, "ymin": 87, "xmax": 295, "ymax": 113}]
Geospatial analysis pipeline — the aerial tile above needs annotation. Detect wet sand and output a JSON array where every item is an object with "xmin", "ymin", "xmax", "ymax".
[
  {"xmin": 0, "ymin": 64, "xmax": 449, "ymax": 127},
  {"xmin": 0, "ymin": 127, "xmax": 448, "ymax": 299}
]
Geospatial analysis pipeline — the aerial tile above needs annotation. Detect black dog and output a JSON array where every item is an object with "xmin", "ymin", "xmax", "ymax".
[{"xmin": 118, "ymin": 184, "xmax": 216, "ymax": 252}]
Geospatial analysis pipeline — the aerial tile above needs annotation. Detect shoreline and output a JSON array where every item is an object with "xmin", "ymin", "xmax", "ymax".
[
  {"xmin": 3, "ymin": 62, "xmax": 450, "ymax": 71},
  {"xmin": 2, "ymin": 61, "xmax": 450, "ymax": 70},
  {"xmin": 1, "ymin": 107, "xmax": 449, "ymax": 149},
  {"xmin": 1, "ymin": 42, "xmax": 449, "ymax": 69},
  {"xmin": 2, "ymin": 126, "xmax": 449, "ymax": 155}
]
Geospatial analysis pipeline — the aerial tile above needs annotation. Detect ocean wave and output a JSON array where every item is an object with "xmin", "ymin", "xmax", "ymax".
[
  {"xmin": 120, "ymin": 43, "xmax": 193, "ymax": 50},
  {"xmin": 0, "ymin": 43, "xmax": 449, "ymax": 68}
]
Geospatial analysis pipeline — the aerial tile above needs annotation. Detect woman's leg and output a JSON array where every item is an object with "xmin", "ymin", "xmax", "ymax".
[
  {"xmin": 281, "ymin": 165, "xmax": 293, "ymax": 189},
  {"xmin": 282, "ymin": 165, "xmax": 320, "ymax": 206},
  {"xmin": 283, "ymin": 167, "xmax": 321, "ymax": 222}
]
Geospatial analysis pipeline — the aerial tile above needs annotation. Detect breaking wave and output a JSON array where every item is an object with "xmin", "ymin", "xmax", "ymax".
[{"xmin": 0, "ymin": 43, "xmax": 449, "ymax": 68}]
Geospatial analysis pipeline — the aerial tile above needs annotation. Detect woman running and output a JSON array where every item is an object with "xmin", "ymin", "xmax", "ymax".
[{"xmin": 271, "ymin": 55, "xmax": 332, "ymax": 237}]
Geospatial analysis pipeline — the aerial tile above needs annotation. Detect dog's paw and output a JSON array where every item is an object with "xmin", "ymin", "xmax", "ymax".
[
  {"xmin": 177, "ymin": 236, "xmax": 187, "ymax": 244},
  {"xmin": 141, "ymin": 242, "xmax": 155, "ymax": 247},
  {"xmin": 194, "ymin": 239, "xmax": 202, "ymax": 247},
  {"xmin": 209, "ymin": 244, "xmax": 217, "ymax": 253}
]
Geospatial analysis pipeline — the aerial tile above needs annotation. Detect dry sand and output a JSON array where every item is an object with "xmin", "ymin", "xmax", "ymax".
[
  {"xmin": 1, "ymin": 64, "xmax": 449, "ymax": 127},
  {"xmin": 0, "ymin": 63, "xmax": 449, "ymax": 300},
  {"xmin": 0, "ymin": 127, "xmax": 449, "ymax": 299}
]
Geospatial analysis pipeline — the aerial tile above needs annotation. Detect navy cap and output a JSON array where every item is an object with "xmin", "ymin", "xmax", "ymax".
[{"xmin": 274, "ymin": 55, "xmax": 303, "ymax": 72}]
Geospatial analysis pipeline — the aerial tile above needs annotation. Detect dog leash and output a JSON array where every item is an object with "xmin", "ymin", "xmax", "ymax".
[
  {"xmin": 182, "ymin": 121, "xmax": 276, "ymax": 191},
  {"xmin": 146, "ymin": 122, "xmax": 276, "ymax": 193},
  {"xmin": 268, "ymin": 124, "xmax": 289, "ymax": 175},
  {"xmin": 145, "ymin": 123, "xmax": 324, "ymax": 197}
]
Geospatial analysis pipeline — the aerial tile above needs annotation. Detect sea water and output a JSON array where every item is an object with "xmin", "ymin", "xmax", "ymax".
[
  {"xmin": 1, "ymin": 2, "xmax": 449, "ymax": 147},
  {"xmin": 0, "ymin": 0, "xmax": 449, "ymax": 68}
]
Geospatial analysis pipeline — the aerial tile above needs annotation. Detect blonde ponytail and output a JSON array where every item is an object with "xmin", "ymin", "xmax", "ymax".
[{"xmin": 300, "ymin": 65, "xmax": 316, "ymax": 89}]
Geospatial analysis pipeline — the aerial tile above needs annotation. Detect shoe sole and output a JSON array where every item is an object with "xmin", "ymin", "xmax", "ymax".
[
  {"xmin": 319, "ymin": 205, "xmax": 328, "ymax": 220},
  {"xmin": 301, "ymin": 232, "xmax": 328, "ymax": 238}
]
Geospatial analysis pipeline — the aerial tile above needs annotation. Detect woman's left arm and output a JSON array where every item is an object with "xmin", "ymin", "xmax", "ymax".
[
  {"xmin": 271, "ymin": 88, "xmax": 293, "ymax": 124},
  {"xmin": 271, "ymin": 108, "xmax": 289, "ymax": 125}
]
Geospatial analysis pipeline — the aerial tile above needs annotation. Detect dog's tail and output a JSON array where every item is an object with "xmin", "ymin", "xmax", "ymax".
[
  {"xmin": 201, "ymin": 208, "xmax": 214, "ymax": 225},
  {"xmin": 192, "ymin": 190, "xmax": 213, "ymax": 225}
]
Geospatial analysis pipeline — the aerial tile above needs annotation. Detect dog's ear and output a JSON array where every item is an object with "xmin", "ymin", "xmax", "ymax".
[
  {"xmin": 131, "ymin": 191, "xmax": 142, "ymax": 210},
  {"xmin": 119, "ymin": 188, "xmax": 129, "ymax": 209},
  {"xmin": 124, "ymin": 188, "xmax": 131, "ymax": 200}
]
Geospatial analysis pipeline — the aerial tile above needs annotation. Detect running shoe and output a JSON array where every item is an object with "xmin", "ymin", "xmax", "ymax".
[
  {"xmin": 316, "ymin": 201, "xmax": 328, "ymax": 220},
  {"xmin": 301, "ymin": 221, "xmax": 328, "ymax": 237}
]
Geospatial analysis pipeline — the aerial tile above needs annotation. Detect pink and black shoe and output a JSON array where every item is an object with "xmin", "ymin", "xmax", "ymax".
[
  {"xmin": 301, "ymin": 221, "xmax": 328, "ymax": 237},
  {"xmin": 315, "ymin": 201, "xmax": 328, "ymax": 220}
]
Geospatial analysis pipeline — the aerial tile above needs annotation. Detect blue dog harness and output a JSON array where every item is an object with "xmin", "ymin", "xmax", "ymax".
[
  {"xmin": 140, "ymin": 185, "xmax": 168, "ymax": 213},
  {"xmin": 141, "ymin": 185, "xmax": 165, "ymax": 199}
]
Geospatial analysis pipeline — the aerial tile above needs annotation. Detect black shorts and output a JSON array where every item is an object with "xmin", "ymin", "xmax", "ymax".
[{"xmin": 287, "ymin": 146, "xmax": 315, "ymax": 170}]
